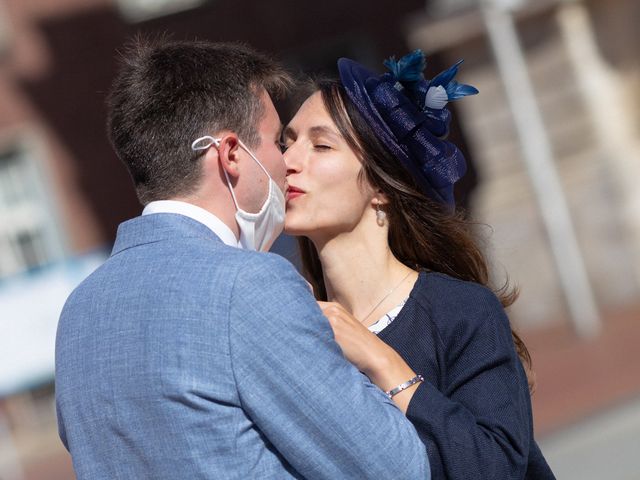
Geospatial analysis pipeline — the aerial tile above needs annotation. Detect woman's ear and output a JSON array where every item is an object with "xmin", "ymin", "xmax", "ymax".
[
  {"xmin": 372, "ymin": 193, "xmax": 389, "ymax": 227},
  {"xmin": 371, "ymin": 190, "xmax": 390, "ymax": 207}
]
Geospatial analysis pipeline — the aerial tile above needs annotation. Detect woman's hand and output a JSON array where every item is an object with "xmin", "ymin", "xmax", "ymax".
[
  {"xmin": 318, "ymin": 301, "xmax": 421, "ymax": 412},
  {"xmin": 318, "ymin": 301, "xmax": 385, "ymax": 376}
]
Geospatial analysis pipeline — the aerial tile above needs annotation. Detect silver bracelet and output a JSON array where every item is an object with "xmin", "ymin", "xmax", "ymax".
[{"xmin": 385, "ymin": 374, "xmax": 424, "ymax": 399}]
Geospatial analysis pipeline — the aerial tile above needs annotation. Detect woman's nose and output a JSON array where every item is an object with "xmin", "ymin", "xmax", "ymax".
[{"xmin": 284, "ymin": 148, "xmax": 300, "ymax": 176}]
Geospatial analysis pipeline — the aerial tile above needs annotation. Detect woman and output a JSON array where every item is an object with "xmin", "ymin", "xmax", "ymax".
[{"xmin": 282, "ymin": 50, "xmax": 554, "ymax": 479}]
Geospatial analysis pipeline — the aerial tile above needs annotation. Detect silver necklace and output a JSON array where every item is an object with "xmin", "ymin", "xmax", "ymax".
[{"xmin": 360, "ymin": 271, "xmax": 412, "ymax": 324}]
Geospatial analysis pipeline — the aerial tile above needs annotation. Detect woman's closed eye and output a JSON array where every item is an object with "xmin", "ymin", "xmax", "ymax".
[{"xmin": 313, "ymin": 144, "xmax": 332, "ymax": 151}]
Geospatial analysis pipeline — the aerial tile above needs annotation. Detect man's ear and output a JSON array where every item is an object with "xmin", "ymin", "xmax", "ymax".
[{"xmin": 216, "ymin": 133, "xmax": 242, "ymax": 179}]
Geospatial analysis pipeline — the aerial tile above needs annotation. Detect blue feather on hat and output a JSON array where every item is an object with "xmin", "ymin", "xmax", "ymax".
[
  {"xmin": 430, "ymin": 60, "xmax": 479, "ymax": 100},
  {"xmin": 383, "ymin": 52, "xmax": 478, "ymax": 109},
  {"xmin": 383, "ymin": 49, "xmax": 426, "ymax": 83}
]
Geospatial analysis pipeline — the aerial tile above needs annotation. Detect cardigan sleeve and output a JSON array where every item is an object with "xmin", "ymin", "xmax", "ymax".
[{"xmin": 405, "ymin": 287, "xmax": 530, "ymax": 479}]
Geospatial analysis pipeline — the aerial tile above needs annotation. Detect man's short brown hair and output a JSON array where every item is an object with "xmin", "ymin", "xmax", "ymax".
[{"xmin": 107, "ymin": 37, "xmax": 291, "ymax": 205}]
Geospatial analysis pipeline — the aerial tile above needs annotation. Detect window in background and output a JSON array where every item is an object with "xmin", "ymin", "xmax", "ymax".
[
  {"xmin": 116, "ymin": 0, "xmax": 207, "ymax": 22},
  {"xmin": 0, "ymin": 143, "xmax": 65, "ymax": 279}
]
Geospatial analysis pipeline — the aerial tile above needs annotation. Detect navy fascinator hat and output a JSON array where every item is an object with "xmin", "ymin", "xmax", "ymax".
[{"xmin": 338, "ymin": 50, "xmax": 478, "ymax": 209}]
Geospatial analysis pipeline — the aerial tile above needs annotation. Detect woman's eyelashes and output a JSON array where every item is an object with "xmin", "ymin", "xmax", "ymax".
[
  {"xmin": 310, "ymin": 136, "xmax": 335, "ymax": 151},
  {"xmin": 279, "ymin": 130, "xmax": 333, "ymax": 153}
]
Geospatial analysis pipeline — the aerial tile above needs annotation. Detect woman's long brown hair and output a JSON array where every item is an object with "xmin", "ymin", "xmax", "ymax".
[{"xmin": 297, "ymin": 79, "xmax": 533, "ymax": 388}]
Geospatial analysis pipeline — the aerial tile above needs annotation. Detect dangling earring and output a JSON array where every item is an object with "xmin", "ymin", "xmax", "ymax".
[{"xmin": 375, "ymin": 201, "xmax": 387, "ymax": 227}]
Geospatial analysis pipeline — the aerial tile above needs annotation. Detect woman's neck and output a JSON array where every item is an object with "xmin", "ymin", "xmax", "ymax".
[{"xmin": 313, "ymin": 227, "xmax": 417, "ymax": 323}]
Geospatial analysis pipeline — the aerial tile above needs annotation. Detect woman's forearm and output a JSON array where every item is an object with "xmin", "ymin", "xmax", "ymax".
[{"xmin": 364, "ymin": 345, "xmax": 421, "ymax": 414}]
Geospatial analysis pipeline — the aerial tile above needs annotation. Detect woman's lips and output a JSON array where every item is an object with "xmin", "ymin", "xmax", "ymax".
[{"xmin": 286, "ymin": 186, "xmax": 305, "ymax": 202}]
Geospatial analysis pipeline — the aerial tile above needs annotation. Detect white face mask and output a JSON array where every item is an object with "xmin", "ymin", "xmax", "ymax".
[{"xmin": 191, "ymin": 135, "xmax": 285, "ymax": 252}]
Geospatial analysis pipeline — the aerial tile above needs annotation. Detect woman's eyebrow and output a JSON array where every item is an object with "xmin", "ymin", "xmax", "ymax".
[
  {"xmin": 283, "ymin": 125, "xmax": 296, "ymax": 140},
  {"xmin": 283, "ymin": 124, "xmax": 340, "ymax": 141},
  {"xmin": 308, "ymin": 126, "xmax": 340, "ymax": 141}
]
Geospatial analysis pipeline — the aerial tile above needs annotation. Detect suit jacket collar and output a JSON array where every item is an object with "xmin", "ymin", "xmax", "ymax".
[
  {"xmin": 142, "ymin": 200, "xmax": 239, "ymax": 248},
  {"xmin": 111, "ymin": 213, "xmax": 224, "ymax": 256}
]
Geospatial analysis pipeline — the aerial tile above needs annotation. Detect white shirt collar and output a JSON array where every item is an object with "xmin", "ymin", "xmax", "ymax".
[{"xmin": 142, "ymin": 200, "xmax": 240, "ymax": 248}]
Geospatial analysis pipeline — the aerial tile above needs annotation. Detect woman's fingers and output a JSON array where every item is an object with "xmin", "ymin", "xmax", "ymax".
[{"xmin": 317, "ymin": 301, "xmax": 357, "ymax": 326}]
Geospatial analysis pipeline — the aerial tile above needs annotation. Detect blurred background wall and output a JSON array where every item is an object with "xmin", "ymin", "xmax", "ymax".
[{"xmin": 0, "ymin": 0, "xmax": 638, "ymax": 478}]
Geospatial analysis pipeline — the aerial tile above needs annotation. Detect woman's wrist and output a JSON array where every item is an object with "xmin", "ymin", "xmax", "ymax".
[
  {"xmin": 386, "ymin": 374, "xmax": 424, "ymax": 399},
  {"xmin": 364, "ymin": 344, "xmax": 416, "ymax": 392}
]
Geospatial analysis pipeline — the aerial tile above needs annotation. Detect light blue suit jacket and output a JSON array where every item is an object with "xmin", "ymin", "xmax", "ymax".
[{"xmin": 55, "ymin": 213, "xmax": 429, "ymax": 479}]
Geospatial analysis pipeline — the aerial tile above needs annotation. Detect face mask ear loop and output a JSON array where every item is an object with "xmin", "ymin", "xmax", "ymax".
[
  {"xmin": 222, "ymin": 169, "xmax": 241, "ymax": 210},
  {"xmin": 190, "ymin": 136, "xmax": 242, "ymax": 210},
  {"xmin": 237, "ymin": 139, "xmax": 272, "ymax": 179},
  {"xmin": 236, "ymin": 138, "xmax": 276, "ymax": 208},
  {"xmin": 191, "ymin": 136, "xmax": 218, "ymax": 152}
]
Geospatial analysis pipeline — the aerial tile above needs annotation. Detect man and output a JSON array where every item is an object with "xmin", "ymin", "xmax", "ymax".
[{"xmin": 55, "ymin": 38, "xmax": 429, "ymax": 479}]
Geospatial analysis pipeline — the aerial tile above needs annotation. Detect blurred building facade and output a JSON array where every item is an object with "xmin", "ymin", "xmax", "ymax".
[
  {"xmin": 0, "ymin": 0, "xmax": 638, "ymax": 478},
  {"xmin": 407, "ymin": 0, "xmax": 640, "ymax": 331}
]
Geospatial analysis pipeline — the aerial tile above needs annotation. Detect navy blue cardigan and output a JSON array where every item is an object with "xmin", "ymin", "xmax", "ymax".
[{"xmin": 378, "ymin": 272, "xmax": 555, "ymax": 479}]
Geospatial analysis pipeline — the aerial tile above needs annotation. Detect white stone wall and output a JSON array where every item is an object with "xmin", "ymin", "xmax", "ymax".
[{"xmin": 435, "ymin": 5, "xmax": 640, "ymax": 329}]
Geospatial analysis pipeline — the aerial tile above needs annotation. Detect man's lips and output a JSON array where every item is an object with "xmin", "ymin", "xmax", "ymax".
[{"xmin": 286, "ymin": 186, "xmax": 305, "ymax": 201}]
